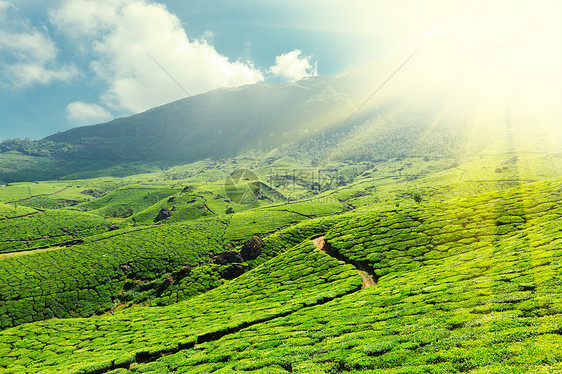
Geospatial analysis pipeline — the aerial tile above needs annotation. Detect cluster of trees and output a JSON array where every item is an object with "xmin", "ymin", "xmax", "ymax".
[{"xmin": 0, "ymin": 138, "xmax": 78, "ymax": 157}]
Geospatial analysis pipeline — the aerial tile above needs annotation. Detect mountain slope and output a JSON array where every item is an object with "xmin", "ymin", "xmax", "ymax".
[
  {"xmin": 4, "ymin": 37, "xmax": 560, "ymax": 182},
  {"xmin": 44, "ymin": 79, "xmax": 356, "ymax": 162},
  {"xmin": 2, "ymin": 177, "xmax": 562, "ymax": 373}
]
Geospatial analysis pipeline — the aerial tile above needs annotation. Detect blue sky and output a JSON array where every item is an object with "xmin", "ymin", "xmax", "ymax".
[
  {"xmin": 0, "ymin": 0, "xmax": 560, "ymax": 141},
  {"xmin": 0, "ymin": 0, "xmax": 383, "ymax": 140}
]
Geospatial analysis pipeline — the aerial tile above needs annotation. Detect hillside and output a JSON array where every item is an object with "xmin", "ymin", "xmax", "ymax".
[
  {"xmin": 5, "ymin": 37, "xmax": 559, "ymax": 183},
  {"xmin": 1, "ymin": 126, "xmax": 562, "ymax": 372},
  {"xmin": 1, "ymin": 38, "xmax": 562, "ymax": 373},
  {"xmin": 1, "ymin": 160, "xmax": 562, "ymax": 373}
]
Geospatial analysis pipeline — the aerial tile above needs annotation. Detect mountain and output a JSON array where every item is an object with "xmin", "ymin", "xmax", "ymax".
[
  {"xmin": 41, "ymin": 38, "xmax": 493, "ymax": 163},
  {"xmin": 45, "ymin": 78, "xmax": 356, "ymax": 162},
  {"xmin": 2, "ymin": 37, "xmax": 561, "ymax": 180}
]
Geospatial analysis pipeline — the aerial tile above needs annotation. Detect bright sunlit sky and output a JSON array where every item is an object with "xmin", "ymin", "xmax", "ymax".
[{"xmin": 0, "ymin": 0, "xmax": 560, "ymax": 141}]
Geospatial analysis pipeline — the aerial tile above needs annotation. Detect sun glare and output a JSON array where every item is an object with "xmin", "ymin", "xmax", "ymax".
[{"xmin": 430, "ymin": 1, "xmax": 562, "ymax": 72}]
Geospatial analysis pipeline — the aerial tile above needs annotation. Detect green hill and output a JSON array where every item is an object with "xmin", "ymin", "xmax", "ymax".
[
  {"xmin": 1, "ymin": 38, "xmax": 562, "ymax": 373},
  {"xmin": 6, "ymin": 38, "xmax": 559, "ymax": 182},
  {"xmin": 1, "ymin": 174, "xmax": 562, "ymax": 373}
]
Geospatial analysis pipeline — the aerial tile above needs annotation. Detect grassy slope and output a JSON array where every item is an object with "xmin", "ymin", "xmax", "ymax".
[
  {"xmin": 75, "ymin": 184, "xmax": 182, "ymax": 218},
  {"xmin": 0, "ymin": 210, "xmax": 116, "ymax": 253},
  {"xmin": 1, "ymin": 138, "xmax": 562, "ymax": 372},
  {"xmin": 0, "ymin": 153, "xmax": 59, "ymax": 183},
  {"xmin": 111, "ymin": 178, "xmax": 562, "ymax": 373},
  {"xmin": 0, "ymin": 219, "xmax": 225, "ymax": 328},
  {"xmin": 0, "ymin": 194, "xmax": 342, "ymax": 329},
  {"xmin": 0, "ymin": 204, "xmax": 37, "ymax": 219},
  {"xmin": 0, "ymin": 242, "xmax": 361, "ymax": 373},
  {"xmin": 0, "ymin": 177, "xmax": 561, "ymax": 372}
]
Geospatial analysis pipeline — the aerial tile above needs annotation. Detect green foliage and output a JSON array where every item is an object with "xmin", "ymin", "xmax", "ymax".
[
  {"xmin": 0, "ymin": 138, "xmax": 77, "ymax": 157},
  {"xmin": 0, "ymin": 182, "xmax": 70, "ymax": 203},
  {"xmin": 151, "ymin": 265, "xmax": 221, "ymax": 307},
  {"xmin": 16, "ymin": 196, "xmax": 81, "ymax": 209},
  {"xmin": 0, "ymin": 218, "xmax": 226, "ymax": 329},
  {"xmin": 113, "ymin": 180, "xmax": 562, "ymax": 374},
  {"xmin": 0, "ymin": 203, "xmax": 37, "ymax": 220},
  {"xmin": 2, "ymin": 131, "xmax": 562, "ymax": 374},
  {"xmin": 0, "ymin": 241, "xmax": 361, "ymax": 373},
  {"xmin": 0, "ymin": 153, "xmax": 60, "ymax": 182},
  {"xmin": 125, "ymin": 192, "xmax": 209, "ymax": 224},
  {"xmin": 0, "ymin": 210, "xmax": 115, "ymax": 253},
  {"xmin": 225, "ymin": 201, "xmax": 342, "ymax": 244},
  {"xmin": 77, "ymin": 185, "xmax": 181, "ymax": 218}
]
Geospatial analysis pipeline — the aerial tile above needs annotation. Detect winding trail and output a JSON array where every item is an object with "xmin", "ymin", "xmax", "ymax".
[
  {"xmin": 0, "ymin": 211, "xmax": 41, "ymax": 221},
  {"xmin": 0, "ymin": 246, "xmax": 63, "ymax": 260},
  {"xmin": 313, "ymin": 236, "xmax": 376, "ymax": 288},
  {"xmin": 5, "ymin": 186, "xmax": 70, "ymax": 204},
  {"xmin": 42, "ymin": 233, "xmax": 374, "ymax": 374}
]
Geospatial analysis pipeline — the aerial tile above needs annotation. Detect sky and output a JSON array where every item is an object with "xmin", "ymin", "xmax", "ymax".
[{"xmin": 0, "ymin": 0, "xmax": 561, "ymax": 141}]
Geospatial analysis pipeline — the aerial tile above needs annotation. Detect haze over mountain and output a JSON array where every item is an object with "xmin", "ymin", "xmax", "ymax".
[{"xmin": 1, "ymin": 37, "xmax": 561, "ymax": 182}]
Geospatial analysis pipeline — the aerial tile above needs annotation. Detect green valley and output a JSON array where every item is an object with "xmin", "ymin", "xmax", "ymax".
[
  {"xmin": 1, "ymin": 28, "xmax": 562, "ymax": 374},
  {"xmin": 1, "ymin": 134, "xmax": 562, "ymax": 372}
]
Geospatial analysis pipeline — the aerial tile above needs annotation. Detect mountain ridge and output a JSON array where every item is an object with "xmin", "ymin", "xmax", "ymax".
[{"xmin": 2, "ymin": 37, "xmax": 561, "ymax": 183}]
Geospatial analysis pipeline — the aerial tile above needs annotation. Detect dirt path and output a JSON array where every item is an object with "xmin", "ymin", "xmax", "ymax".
[
  {"xmin": 5, "ymin": 186, "xmax": 70, "ymax": 204},
  {"xmin": 0, "ymin": 246, "xmax": 63, "ymax": 260},
  {"xmin": 455, "ymin": 167, "xmax": 468, "ymax": 181},
  {"xmin": 0, "ymin": 211, "xmax": 41, "ymax": 221},
  {"xmin": 313, "ymin": 236, "xmax": 376, "ymax": 288}
]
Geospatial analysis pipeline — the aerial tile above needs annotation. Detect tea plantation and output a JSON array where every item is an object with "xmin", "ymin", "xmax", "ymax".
[
  {"xmin": 0, "ymin": 192, "xmax": 341, "ymax": 330},
  {"xmin": 1, "ymin": 154, "xmax": 562, "ymax": 373},
  {"xmin": 0, "ymin": 242, "xmax": 361, "ymax": 373},
  {"xmin": 0, "ymin": 210, "xmax": 116, "ymax": 253},
  {"xmin": 0, "ymin": 204, "xmax": 37, "ymax": 220},
  {"xmin": 140, "ymin": 187, "xmax": 562, "ymax": 373},
  {"xmin": 96, "ymin": 179, "xmax": 562, "ymax": 373}
]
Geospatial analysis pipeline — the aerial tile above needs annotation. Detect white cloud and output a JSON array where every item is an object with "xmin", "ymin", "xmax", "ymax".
[
  {"xmin": 269, "ymin": 49, "xmax": 318, "ymax": 81},
  {"xmin": 51, "ymin": 0, "xmax": 264, "ymax": 114},
  {"xmin": 0, "ymin": 2, "xmax": 76, "ymax": 86},
  {"xmin": 66, "ymin": 101, "xmax": 113, "ymax": 124},
  {"xmin": 0, "ymin": 0, "xmax": 12, "ymax": 13}
]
